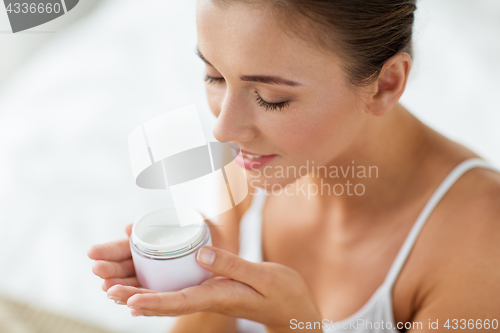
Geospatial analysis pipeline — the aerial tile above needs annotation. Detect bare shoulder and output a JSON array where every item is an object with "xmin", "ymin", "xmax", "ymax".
[
  {"xmin": 413, "ymin": 163, "xmax": 500, "ymax": 323},
  {"xmin": 444, "ymin": 164, "xmax": 500, "ymax": 246}
]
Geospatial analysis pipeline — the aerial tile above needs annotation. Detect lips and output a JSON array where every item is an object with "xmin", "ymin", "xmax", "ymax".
[{"xmin": 233, "ymin": 148, "xmax": 278, "ymax": 170}]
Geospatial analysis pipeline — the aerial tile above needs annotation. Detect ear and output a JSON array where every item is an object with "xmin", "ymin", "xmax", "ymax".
[{"xmin": 364, "ymin": 52, "xmax": 412, "ymax": 116}]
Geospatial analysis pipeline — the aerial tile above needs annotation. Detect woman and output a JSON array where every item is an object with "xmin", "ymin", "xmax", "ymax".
[{"xmin": 88, "ymin": 0, "xmax": 500, "ymax": 332}]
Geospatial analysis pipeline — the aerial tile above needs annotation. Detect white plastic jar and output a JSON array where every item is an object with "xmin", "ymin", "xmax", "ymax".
[{"xmin": 130, "ymin": 207, "xmax": 212, "ymax": 292}]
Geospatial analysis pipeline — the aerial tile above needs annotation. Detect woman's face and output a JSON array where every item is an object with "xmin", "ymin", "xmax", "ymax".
[{"xmin": 196, "ymin": 0, "xmax": 369, "ymax": 189}]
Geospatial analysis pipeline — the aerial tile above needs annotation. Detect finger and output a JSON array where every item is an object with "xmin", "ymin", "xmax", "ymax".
[
  {"xmin": 196, "ymin": 246, "xmax": 269, "ymax": 291},
  {"xmin": 92, "ymin": 259, "xmax": 135, "ymax": 279},
  {"xmin": 118, "ymin": 278, "xmax": 262, "ymax": 316},
  {"xmin": 127, "ymin": 286, "xmax": 214, "ymax": 315},
  {"xmin": 107, "ymin": 285, "xmax": 156, "ymax": 303},
  {"xmin": 87, "ymin": 239, "xmax": 131, "ymax": 261},
  {"xmin": 130, "ymin": 309, "xmax": 167, "ymax": 317},
  {"xmin": 126, "ymin": 277, "xmax": 260, "ymax": 315},
  {"xmin": 125, "ymin": 224, "xmax": 132, "ymax": 237},
  {"xmin": 102, "ymin": 277, "xmax": 141, "ymax": 291}
]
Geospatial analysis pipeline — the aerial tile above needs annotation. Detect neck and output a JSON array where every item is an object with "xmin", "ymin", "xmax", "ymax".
[{"xmin": 305, "ymin": 103, "xmax": 430, "ymax": 225}]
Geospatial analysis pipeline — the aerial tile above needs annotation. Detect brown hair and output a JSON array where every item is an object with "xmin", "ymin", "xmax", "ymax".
[{"xmin": 212, "ymin": 0, "xmax": 417, "ymax": 87}]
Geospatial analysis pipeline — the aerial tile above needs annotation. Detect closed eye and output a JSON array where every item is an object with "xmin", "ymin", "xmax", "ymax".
[
  {"xmin": 205, "ymin": 74, "xmax": 289, "ymax": 111},
  {"xmin": 255, "ymin": 93, "xmax": 289, "ymax": 112},
  {"xmin": 205, "ymin": 74, "xmax": 225, "ymax": 84}
]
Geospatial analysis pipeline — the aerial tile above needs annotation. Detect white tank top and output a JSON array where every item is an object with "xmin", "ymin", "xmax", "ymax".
[{"xmin": 236, "ymin": 158, "xmax": 497, "ymax": 333}]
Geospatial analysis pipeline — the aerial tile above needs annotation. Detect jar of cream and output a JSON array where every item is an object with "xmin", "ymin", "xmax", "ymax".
[{"xmin": 130, "ymin": 207, "xmax": 212, "ymax": 292}]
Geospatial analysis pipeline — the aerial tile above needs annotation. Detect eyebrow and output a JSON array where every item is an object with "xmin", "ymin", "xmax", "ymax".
[
  {"xmin": 195, "ymin": 47, "xmax": 303, "ymax": 87},
  {"xmin": 239, "ymin": 75, "xmax": 302, "ymax": 87}
]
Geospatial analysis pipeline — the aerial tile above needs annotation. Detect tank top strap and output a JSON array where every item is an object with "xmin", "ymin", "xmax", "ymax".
[
  {"xmin": 251, "ymin": 188, "xmax": 269, "ymax": 212},
  {"xmin": 382, "ymin": 158, "xmax": 498, "ymax": 289},
  {"xmin": 238, "ymin": 188, "xmax": 268, "ymax": 263}
]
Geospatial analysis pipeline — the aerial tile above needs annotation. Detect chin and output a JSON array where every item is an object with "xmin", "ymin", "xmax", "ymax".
[{"xmin": 247, "ymin": 173, "xmax": 300, "ymax": 193}]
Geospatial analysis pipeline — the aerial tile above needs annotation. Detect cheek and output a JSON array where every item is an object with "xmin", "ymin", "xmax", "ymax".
[{"xmin": 262, "ymin": 92, "xmax": 363, "ymax": 162}]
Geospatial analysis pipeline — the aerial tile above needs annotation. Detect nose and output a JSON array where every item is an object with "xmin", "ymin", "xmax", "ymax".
[{"xmin": 212, "ymin": 92, "xmax": 258, "ymax": 144}]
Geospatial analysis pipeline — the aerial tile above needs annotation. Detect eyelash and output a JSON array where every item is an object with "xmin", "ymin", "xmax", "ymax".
[
  {"xmin": 204, "ymin": 74, "xmax": 225, "ymax": 84},
  {"xmin": 204, "ymin": 74, "xmax": 289, "ymax": 112},
  {"xmin": 254, "ymin": 94, "xmax": 289, "ymax": 112}
]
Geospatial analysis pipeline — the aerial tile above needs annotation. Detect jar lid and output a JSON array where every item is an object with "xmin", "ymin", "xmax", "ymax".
[{"xmin": 131, "ymin": 207, "xmax": 206, "ymax": 254}]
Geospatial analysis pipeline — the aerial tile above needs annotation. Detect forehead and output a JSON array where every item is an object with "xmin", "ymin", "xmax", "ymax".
[{"xmin": 196, "ymin": 0, "xmax": 343, "ymax": 83}]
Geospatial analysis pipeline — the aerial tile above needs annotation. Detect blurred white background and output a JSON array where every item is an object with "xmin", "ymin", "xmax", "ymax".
[{"xmin": 0, "ymin": 0, "xmax": 498, "ymax": 332}]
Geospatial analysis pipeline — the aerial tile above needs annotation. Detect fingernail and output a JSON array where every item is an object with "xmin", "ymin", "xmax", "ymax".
[
  {"xmin": 128, "ymin": 305, "xmax": 141, "ymax": 309},
  {"xmin": 132, "ymin": 312, "xmax": 143, "ymax": 317},
  {"xmin": 197, "ymin": 247, "xmax": 215, "ymax": 265},
  {"xmin": 115, "ymin": 300, "xmax": 126, "ymax": 305},
  {"xmin": 108, "ymin": 296, "xmax": 122, "ymax": 302}
]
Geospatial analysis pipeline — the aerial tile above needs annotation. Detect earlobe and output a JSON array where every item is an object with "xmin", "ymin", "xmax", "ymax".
[{"xmin": 366, "ymin": 52, "xmax": 412, "ymax": 117}]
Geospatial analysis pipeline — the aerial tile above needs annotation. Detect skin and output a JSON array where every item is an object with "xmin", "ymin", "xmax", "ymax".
[{"xmin": 88, "ymin": 1, "xmax": 500, "ymax": 332}]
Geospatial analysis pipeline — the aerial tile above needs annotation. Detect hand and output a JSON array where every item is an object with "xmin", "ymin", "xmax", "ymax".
[
  {"xmin": 87, "ymin": 224, "xmax": 141, "ymax": 295},
  {"xmin": 106, "ymin": 246, "xmax": 322, "ymax": 332},
  {"xmin": 87, "ymin": 216, "xmax": 237, "ymax": 294},
  {"xmin": 87, "ymin": 213, "xmax": 236, "ymax": 291}
]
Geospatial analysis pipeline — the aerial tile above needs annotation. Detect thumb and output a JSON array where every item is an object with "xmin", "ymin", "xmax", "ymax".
[{"xmin": 196, "ymin": 246, "xmax": 267, "ymax": 289}]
